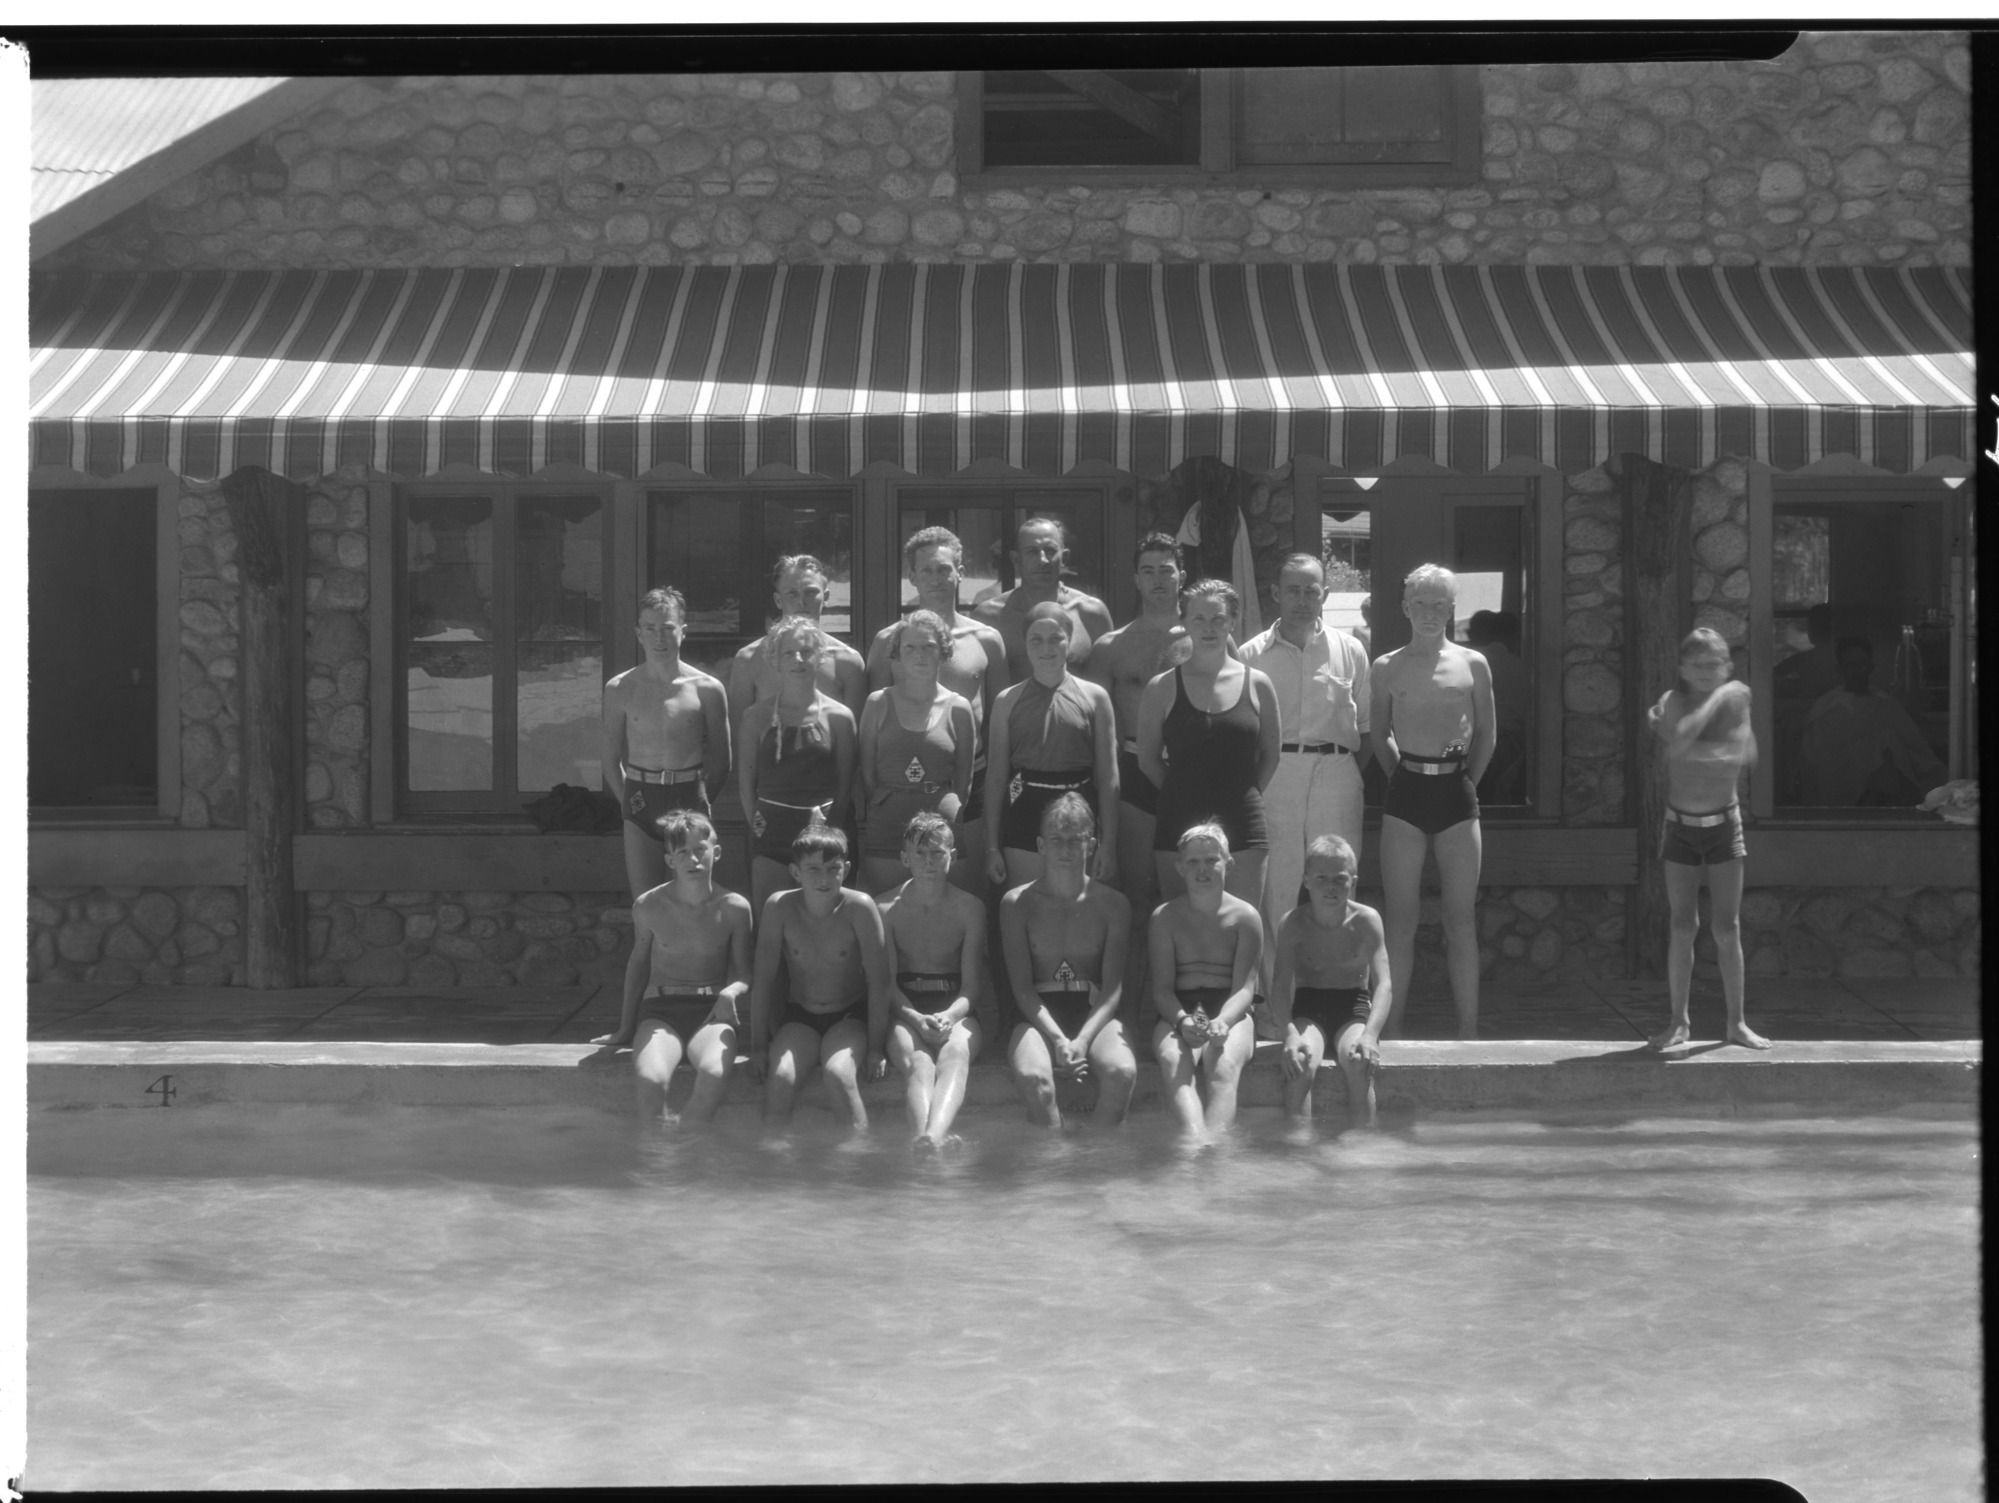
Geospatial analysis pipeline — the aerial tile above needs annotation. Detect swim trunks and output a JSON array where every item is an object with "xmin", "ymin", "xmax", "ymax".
[
  {"xmin": 638, "ymin": 987, "xmax": 728, "ymax": 1046},
  {"xmin": 1153, "ymin": 668, "xmax": 1268, "ymax": 852},
  {"xmin": 1117, "ymin": 741, "xmax": 1159, "ymax": 816},
  {"xmin": 897, "ymin": 970, "xmax": 964, "ymax": 1016},
  {"xmin": 1290, "ymin": 985, "xmax": 1370, "ymax": 1036},
  {"xmin": 1000, "ymin": 769, "xmax": 1098, "ymax": 852},
  {"xmin": 1036, "ymin": 987, "xmax": 1094, "ymax": 1040},
  {"xmin": 752, "ymin": 720, "xmax": 840, "ymax": 862},
  {"xmin": 1174, "ymin": 985, "xmax": 1234, "ymax": 1020},
  {"xmin": 1382, "ymin": 753, "xmax": 1478, "ymax": 836},
  {"xmin": 777, "ymin": 998, "xmax": 865, "ymax": 1040},
  {"xmin": 624, "ymin": 767, "xmax": 710, "ymax": 840},
  {"xmin": 1660, "ymin": 803, "xmax": 1747, "ymax": 866}
]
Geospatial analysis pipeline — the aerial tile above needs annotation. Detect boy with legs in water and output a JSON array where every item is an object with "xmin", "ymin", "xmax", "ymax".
[
  {"xmin": 879, "ymin": 813, "xmax": 989, "ymax": 1148},
  {"xmin": 1368, "ymin": 565, "xmax": 1494, "ymax": 1041},
  {"xmin": 1270, "ymin": 835, "xmax": 1391, "ymax": 1127},
  {"xmin": 749, "ymin": 821, "xmax": 891, "ymax": 1130},
  {"xmin": 592, "ymin": 809, "xmax": 752, "ymax": 1125},
  {"xmin": 1148, "ymin": 823, "xmax": 1264, "ymax": 1140},
  {"xmin": 1001, "ymin": 793, "xmax": 1138, "ymax": 1130},
  {"xmin": 1648, "ymin": 628, "xmax": 1771, "ymax": 1052},
  {"xmin": 602, "ymin": 587, "xmax": 731, "ymax": 902}
]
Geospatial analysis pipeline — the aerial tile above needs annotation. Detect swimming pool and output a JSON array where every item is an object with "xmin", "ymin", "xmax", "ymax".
[{"xmin": 27, "ymin": 1103, "xmax": 1979, "ymax": 1495}]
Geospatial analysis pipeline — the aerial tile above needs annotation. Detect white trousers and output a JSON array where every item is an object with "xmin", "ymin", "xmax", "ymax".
[{"xmin": 1260, "ymin": 749, "xmax": 1366, "ymax": 936}]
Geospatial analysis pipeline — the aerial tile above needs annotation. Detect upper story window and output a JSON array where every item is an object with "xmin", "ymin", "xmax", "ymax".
[
  {"xmin": 1757, "ymin": 477, "xmax": 1973, "ymax": 817},
  {"xmin": 645, "ymin": 483, "xmax": 856, "ymax": 681},
  {"xmin": 397, "ymin": 482, "xmax": 607, "ymax": 813},
  {"xmin": 963, "ymin": 66, "xmax": 1481, "ymax": 186}
]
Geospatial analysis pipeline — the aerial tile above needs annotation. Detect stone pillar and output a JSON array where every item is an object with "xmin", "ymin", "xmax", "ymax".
[{"xmin": 219, "ymin": 466, "xmax": 305, "ymax": 988}]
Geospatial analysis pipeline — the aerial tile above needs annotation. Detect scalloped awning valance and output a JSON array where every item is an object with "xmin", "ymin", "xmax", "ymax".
[{"xmin": 29, "ymin": 262, "xmax": 1973, "ymax": 481}]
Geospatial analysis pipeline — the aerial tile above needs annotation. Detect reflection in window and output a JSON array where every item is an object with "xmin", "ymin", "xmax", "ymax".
[
  {"xmin": 516, "ymin": 496, "xmax": 603, "ymax": 794},
  {"xmin": 1772, "ymin": 499, "xmax": 1953, "ymax": 808},
  {"xmin": 406, "ymin": 497, "xmax": 495, "ymax": 791},
  {"xmin": 1454, "ymin": 506, "xmax": 1529, "ymax": 807}
]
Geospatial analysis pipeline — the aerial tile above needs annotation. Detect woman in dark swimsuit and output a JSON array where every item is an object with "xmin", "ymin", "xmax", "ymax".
[
  {"xmin": 858, "ymin": 610, "xmax": 977, "ymax": 893},
  {"xmin": 983, "ymin": 601, "xmax": 1120, "ymax": 889},
  {"xmin": 737, "ymin": 616, "xmax": 856, "ymax": 916},
  {"xmin": 1136, "ymin": 578, "xmax": 1282, "ymax": 906}
]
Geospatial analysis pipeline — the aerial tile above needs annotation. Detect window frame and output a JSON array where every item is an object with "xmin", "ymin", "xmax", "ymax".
[
  {"xmin": 389, "ymin": 468, "xmax": 617, "ymax": 820},
  {"xmin": 26, "ymin": 465, "xmax": 183, "ymax": 827},
  {"xmin": 1746, "ymin": 470, "xmax": 1973, "ymax": 823},
  {"xmin": 960, "ymin": 66, "xmax": 1483, "ymax": 188},
  {"xmin": 1311, "ymin": 465, "xmax": 1563, "ymax": 821}
]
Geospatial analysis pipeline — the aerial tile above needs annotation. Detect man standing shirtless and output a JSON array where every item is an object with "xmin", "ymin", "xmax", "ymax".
[
  {"xmin": 867, "ymin": 527, "xmax": 1009, "ymax": 892},
  {"xmin": 973, "ymin": 517, "xmax": 1114, "ymax": 683},
  {"xmin": 601, "ymin": 587, "xmax": 731, "ymax": 901},
  {"xmin": 728, "ymin": 554, "xmax": 869, "ymax": 727},
  {"xmin": 1368, "ymin": 565, "xmax": 1495, "ymax": 1041}
]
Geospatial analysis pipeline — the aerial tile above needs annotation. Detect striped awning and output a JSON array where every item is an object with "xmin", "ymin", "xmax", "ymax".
[{"xmin": 30, "ymin": 263, "xmax": 1973, "ymax": 481}]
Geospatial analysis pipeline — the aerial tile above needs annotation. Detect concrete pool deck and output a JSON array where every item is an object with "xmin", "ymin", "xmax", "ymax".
[{"xmin": 27, "ymin": 977, "xmax": 1980, "ymax": 1115}]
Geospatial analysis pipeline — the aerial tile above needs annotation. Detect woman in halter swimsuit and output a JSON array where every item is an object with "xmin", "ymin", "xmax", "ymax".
[
  {"xmin": 858, "ymin": 610, "xmax": 977, "ymax": 893},
  {"xmin": 737, "ymin": 616, "xmax": 856, "ymax": 915},
  {"xmin": 983, "ymin": 601, "xmax": 1120, "ymax": 889}
]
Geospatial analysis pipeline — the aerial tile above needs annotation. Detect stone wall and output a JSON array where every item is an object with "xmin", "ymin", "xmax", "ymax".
[
  {"xmin": 177, "ymin": 482, "xmax": 243, "ymax": 829},
  {"xmin": 303, "ymin": 467, "xmax": 375, "ymax": 830},
  {"xmin": 43, "ymin": 33, "xmax": 1970, "ymax": 275},
  {"xmin": 1742, "ymin": 884, "xmax": 1979, "ymax": 979},
  {"xmin": 30, "ymin": 886, "xmax": 245, "ymax": 986},
  {"xmin": 1561, "ymin": 465, "xmax": 1626, "ymax": 823},
  {"xmin": 302, "ymin": 890, "xmax": 631, "ymax": 989}
]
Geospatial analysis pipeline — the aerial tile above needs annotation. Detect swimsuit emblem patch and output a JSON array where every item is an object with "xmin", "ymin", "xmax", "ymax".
[
  {"xmin": 1052, "ymin": 958, "xmax": 1078, "ymax": 987},
  {"xmin": 751, "ymin": 809, "xmax": 767, "ymax": 837},
  {"xmin": 629, "ymin": 790, "xmax": 646, "ymax": 815},
  {"xmin": 904, "ymin": 756, "xmax": 926, "ymax": 784},
  {"xmin": 1008, "ymin": 771, "xmax": 1024, "ymax": 805}
]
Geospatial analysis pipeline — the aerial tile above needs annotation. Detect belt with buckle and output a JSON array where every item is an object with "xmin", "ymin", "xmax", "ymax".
[
  {"xmin": 1018, "ymin": 771, "xmax": 1091, "ymax": 791},
  {"xmin": 1666, "ymin": 804, "xmax": 1736, "ymax": 828},
  {"xmin": 647, "ymin": 985, "xmax": 717, "ymax": 999},
  {"xmin": 899, "ymin": 975, "xmax": 960, "ymax": 994},
  {"xmin": 1400, "ymin": 754, "xmax": 1466, "ymax": 777},
  {"xmin": 1039, "ymin": 982, "xmax": 1093, "ymax": 994},
  {"xmin": 625, "ymin": 764, "xmax": 704, "ymax": 786},
  {"xmin": 759, "ymin": 796, "xmax": 830, "ymax": 813},
  {"xmin": 1282, "ymin": 741, "xmax": 1354, "ymax": 755}
]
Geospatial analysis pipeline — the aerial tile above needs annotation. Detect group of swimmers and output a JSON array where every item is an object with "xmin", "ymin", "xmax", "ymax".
[{"xmin": 594, "ymin": 516, "xmax": 1769, "ymax": 1143}]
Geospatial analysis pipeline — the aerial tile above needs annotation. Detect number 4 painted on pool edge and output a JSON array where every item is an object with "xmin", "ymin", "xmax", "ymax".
[{"xmin": 144, "ymin": 1075, "xmax": 176, "ymax": 1106}]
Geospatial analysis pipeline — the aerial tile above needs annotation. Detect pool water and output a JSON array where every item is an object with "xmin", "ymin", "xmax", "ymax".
[{"xmin": 27, "ymin": 1104, "xmax": 1980, "ymax": 1495}]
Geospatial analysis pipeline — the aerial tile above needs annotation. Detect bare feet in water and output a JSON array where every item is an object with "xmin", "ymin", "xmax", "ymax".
[{"xmin": 1727, "ymin": 1022, "xmax": 1772, "ymax": 1050}]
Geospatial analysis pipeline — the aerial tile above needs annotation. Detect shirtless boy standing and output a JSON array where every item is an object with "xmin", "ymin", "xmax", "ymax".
[
  {"xmin": 748, "ymin": 821, "xmax": 891, "ymax": 1130},
  {"xmin": 1001, "ymin": 793, "xmax": 1138, "ymax": 1130},
  {"xmin": 1148, "ymin": 824, "xmax": 1264, "ymax": 1140},
  {"xmin": 592, "ymin": 809, "xmax": 752, "ymax": 1123},
  {"xmin": 1647, "ymin": 627, "xmax": 1771, "ymax": 1053},
  {"xmin": 867, "ymin": 527, "xmax": 1009, "ymax": 895},
  {"xmin": 974, "ymin": 516, "xmax": 1114, "ymax": 682},
  {"xmin": 1270, "ymin": 835, "xmax": 1391, "ymax": 1126},
  {"xmin": 601, "ymin": 587, "xmax": 731, "ymax": 901},
  {"xmin": 1368, "ymin": 565, "xmax": 1495, "ymax": 1040},
  {"xmin": 879, "ymin": 812, "xmax": 989, "ymax": 1148}
]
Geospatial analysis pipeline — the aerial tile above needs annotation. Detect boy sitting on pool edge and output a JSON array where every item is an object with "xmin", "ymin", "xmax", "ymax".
[
  {"xmin": 879, "ymin": 812, "xmax": 989, "ymax": 1150},
  {"xmin": 1148, "ymin": 823, "xmax": 1264, "ymax": 1141},
  {"xmin": 592, "ymin": 809, "xmax": 752, "ymax": 1125},
  {"xmin": 1269, "ymin": 834, "xmax": 1390, "ymax": 1127},
  {"xmin": 748, "ymin": 817, "xmax": 891, "ymax": 1130}
]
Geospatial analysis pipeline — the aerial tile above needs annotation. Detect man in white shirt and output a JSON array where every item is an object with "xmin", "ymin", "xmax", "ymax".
[{"xmin": 1240, "ymin": 554, "xmax": 1371, "ymax": 948}]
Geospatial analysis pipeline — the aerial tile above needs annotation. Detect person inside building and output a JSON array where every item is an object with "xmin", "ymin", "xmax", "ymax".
[
  {"xmin": 1239, "ymin": 552, "xmax": 1371, "ymax": 961},
  {"xmin": 747, "ymin": 819, "xmax": 890, "ymax": 1132},
  {"xmin": 1465, "ymin": 609, "xmax": 1526, "ymax": 805},
  {"xmin": 879, "ymin": 812, "xmax": 989, "ymax": 1150},
  {"xmin": 727, "ymin": 552, "xmax": 868, "ymax": 737},
  {"xmin": 1797, "ymin": 637, "xmax": 1948, "ymax": 807},
  {"xmin": 1647, "ymin": 627, "xmax": 1770, "ymax": 1052},
  {"xmin": 1000, "ymin": 793, "xmax": 1138, "ymax": 1131},
  {"xmin": 984, "ymin": 601, "xmax": 1120, "ymax": 890},
  {"xmin": 1369, "ymin": 564, "xmax": 1494, "ymax": 1042},
  {"xmin": 1269, "ymin": 835, "xmax": 1390, "ymax": 1128},
  {"xmin": 1136, "ymin": 577, "xmax": 1280, "ymax": 908},
  {"xmin": 867, "ymin": 526, "xmax": 1009, "ymax": 896},
  {"xmin": 857, "ymin": 610, "xmax": 976, "ymax": 893},
  {"xmin": 973, "ymin": 516, "xmax": 1114, "ymax": 682},
  {"xmin": 591, "ymin": 808, "xmax": 752, "ymax": 1125},
  {"xmin": 601, "ymin": 586, "xmax": 731, "ymax": 902},
  {"xmin": 1147, "ymin": 823, "xmax": 1264, "ymax": 1142},
  {"xmin": 736, "ymin": 616, "xmax": 856, "ymax": 917},
  {"xmin": 1773, "ymin": 603, "xmax": 1841, "ymax": 803}
]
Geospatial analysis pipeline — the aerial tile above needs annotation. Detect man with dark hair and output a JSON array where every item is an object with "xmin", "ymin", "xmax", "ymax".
[
  {"xmin": 973, "ymin": 516, "xmax": 1113, "ymax": 682},
  {"xmin": 1798, "ymin": 637, "xmax": 1947, "ymax": 806}
]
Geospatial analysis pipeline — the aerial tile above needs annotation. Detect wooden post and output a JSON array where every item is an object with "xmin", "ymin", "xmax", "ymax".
[
  {"xmin": 219, "ymin": 466, "xmax": 304, "ymax": 988},
  {"xmin": 1615, "ymin": 453, "xmax": 1693, "ymax": 979}
]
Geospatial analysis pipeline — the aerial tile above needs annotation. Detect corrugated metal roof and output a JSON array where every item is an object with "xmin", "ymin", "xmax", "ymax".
[{"xmin": 31, "ymin": 77, "xmax": 292, "ymax": 222}]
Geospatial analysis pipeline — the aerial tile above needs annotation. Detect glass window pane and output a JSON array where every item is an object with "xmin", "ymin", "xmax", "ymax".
[
  {"xmin": 763, "ymin": 496, "xmax": 855, "ymax": 635},
  {"xmin": 648, "ymin": 492, "xmax": 742, "ymax": 640},
  {"xmin": 406, "ymin": 641, "xmax": 494, "ymax": 791},
  {"xmin": 1453, "ymin": 505, "xmax": 1528, "ymax": 807},
  {"xmin": 517, "ymin": 642, "xmax": 604, "ymax": 793},
  {"xmin": 406, "ymin": 497, "xmax": 494, "ymax": 641},
  {"xmin": 1774, "ymin": 500, "xmax": 1951, "ymax": 808},
  {"xmin": 1319, "ymin": 505, "xmax": 1373, "ymax": 644},
  {"xmin": 515, "ymin": 495, "xmax": 602, "ymax": 642},
  {"xmin": 899, "ymin": 507, "xmax": 1004, "ymax": 610}
]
